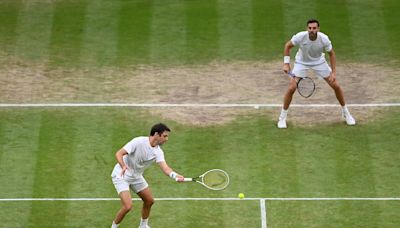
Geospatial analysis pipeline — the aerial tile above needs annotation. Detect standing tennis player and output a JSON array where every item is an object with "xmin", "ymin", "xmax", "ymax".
[
  {"xmin": 278, "ymin": 19, "xmax": 356, "ymax": 128},
  {"xmin": 110, "ymin": 123, "xmax": 184, "ymax": 228}
]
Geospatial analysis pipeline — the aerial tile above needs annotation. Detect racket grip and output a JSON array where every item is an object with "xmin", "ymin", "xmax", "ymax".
[{"xmin": 176, "ymin": 177, "xmax": 193, "ymax": 182}]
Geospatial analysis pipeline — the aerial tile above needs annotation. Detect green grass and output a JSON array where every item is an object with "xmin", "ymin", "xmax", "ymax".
[
  {"xmin": 268, "ymin": 201, "xmax": 400, "ymax": 227},
  {"xmin": 117, "ymin": 0, "xmax": 153, "ymax": 65},
  {"xmin": 2, "ymin": 0, "xmax": 400, "ymax": 66},
  {"xmin": 0, "ymin": 107, "xmax": 399, "ymax": 227},
  {"xmin": 1, "ymin": 0, "xmax": 400, "ymax": 227},
  {"xmin": 0, "ymin": 0, "xmax": 21, "ymax": 55},
  {"xmin": 48, "ymin": 0, "xmax": 88, "ymax": 67}
]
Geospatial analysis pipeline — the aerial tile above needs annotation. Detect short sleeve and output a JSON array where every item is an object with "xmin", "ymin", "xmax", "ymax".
[
  {"xmin": 291, "ymin": 34, "xmax": 299, "ymax": 46},
  {"xmin": 123, "ymin": 138, "xmax": 140, "ymax": 154},
  {"xmin": 290, "ymin": 31, "xmax": 305, "ymax": 46},
  {"xmin": 323, "ymin": 35, "xmax": 333, "ymax": 52},
  {"xmin": 155, "ymin": 148, "xmax": 165, "ymax": 163},
  {"xmin": 325, "ymin": 42, "xmax": 332, "ymax": 52}
]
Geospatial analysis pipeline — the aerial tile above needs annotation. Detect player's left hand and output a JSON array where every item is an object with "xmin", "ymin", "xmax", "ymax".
[{"xmin": 328, "ymin": 72, "xmax": 336, "ymax": 83}]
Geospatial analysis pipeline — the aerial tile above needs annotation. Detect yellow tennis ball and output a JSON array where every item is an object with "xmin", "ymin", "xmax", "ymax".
[{"xmin": 238, "ymin": 193, "xmax": 245, "ymax": 199}]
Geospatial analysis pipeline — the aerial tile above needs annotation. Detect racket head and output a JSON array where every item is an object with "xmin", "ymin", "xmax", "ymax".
[
  {"xmin": 296, "ymin": 77, "xmax": 315, "ymax": 98},
  {"xmin": 199, "ymin": 169, "xmax": 230, "ymax": 190}
]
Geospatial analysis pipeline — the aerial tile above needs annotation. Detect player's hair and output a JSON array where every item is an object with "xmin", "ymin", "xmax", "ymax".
[
  {"xmin": 307, "ymin": 19, "xmax": 320, "ymax": 27},
  {"xmin": 150, "ymin": 123, "xmax": 171, "ymax": 136}
]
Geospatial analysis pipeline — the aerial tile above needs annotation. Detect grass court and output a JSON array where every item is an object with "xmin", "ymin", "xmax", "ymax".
[{"xmin": 1, "ymin": 0, "xmax": 400, "ymax": 227}]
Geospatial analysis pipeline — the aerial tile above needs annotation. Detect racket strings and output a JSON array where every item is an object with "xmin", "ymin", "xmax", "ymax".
[
  {"xmin": 203, "ymin": 171, "xmax": 229, "ymax": 189},
  {"xmin": 297, "ymin": 78, "xmax": 315, "ymax": 97}
]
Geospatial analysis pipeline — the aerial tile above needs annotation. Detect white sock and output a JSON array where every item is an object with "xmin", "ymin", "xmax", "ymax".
[
  {"xmin": 111, "ymin": 221, "xmax": 119, "ymax": 228},
  {"xmin": 280, "ymin": 108, "xmax": 288, "ymax": 118},
  {"xmin": 140, "ymin": 218, "xmax": 148, "ymax": 227},
  {"xmin": 341, "ymin": 105, "xmax": 350, "ymax": 114}
]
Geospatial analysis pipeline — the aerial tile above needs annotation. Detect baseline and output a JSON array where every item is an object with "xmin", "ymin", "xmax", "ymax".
[{"xmin": 1, "ymin": 103, "xmax": 400, "ymax": 108}]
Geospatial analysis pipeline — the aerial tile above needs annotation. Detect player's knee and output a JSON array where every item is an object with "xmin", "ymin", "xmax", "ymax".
[
  {"xmin": 144, "ymin": 198, "xmax": 154, "ymax": 207},
  {"xmin": 124, "ymin": 205, "xmax": 132, "ymax": 212},
  {"xmin": 330, "ymin": 82, "xmax": 341, "ymax": 90},
  {"xmin": 122, "ymin": 202, "xmax": 132, "ymax": 212},
  {"xmin": 288, "ymin": 85, "xmax": 297, "ymax": 93}
]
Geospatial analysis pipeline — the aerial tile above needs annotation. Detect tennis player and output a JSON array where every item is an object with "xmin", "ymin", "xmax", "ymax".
[
  {"xmin": 110, "ymin": 123, "xmax": 184, "ymax": 228},
  {"xmin": 278, "ymin": 19, "xmax": 356, "ymax": 128}
]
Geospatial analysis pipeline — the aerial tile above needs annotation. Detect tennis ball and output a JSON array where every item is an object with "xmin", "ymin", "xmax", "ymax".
[{"xmin": 238, "ymin": 193, "xmax": 245, "ymax": 199}]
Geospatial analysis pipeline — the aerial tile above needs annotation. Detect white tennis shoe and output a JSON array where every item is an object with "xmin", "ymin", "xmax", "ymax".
[
  {"xmin": 277, "ymin": 116, "xmax": 287, "ymax": 129},
  {"xmin": 342, "ymin": 111, "xmax": 356, "ymax": 125},
  {"xmin": 139, "ymin": 226, "xmax": 150, "ymax": 228}
]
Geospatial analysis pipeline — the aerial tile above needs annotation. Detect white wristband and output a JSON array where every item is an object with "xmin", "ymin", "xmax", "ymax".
[
  {"xmin": 284, "ymin": 56, "xmax": 290, "ymax": 64},
  {"xmin": 169, "ymin": 171, "xmax": 178, "ymax": 179}
]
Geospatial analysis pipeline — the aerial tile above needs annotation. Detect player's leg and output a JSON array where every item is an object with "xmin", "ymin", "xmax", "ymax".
[
  {"xmin": 112, "ymin": 191, "xmax": 132, "ymax": 226},
  {"xmin": 324, "ymin": 77, "xmax": 356, "ymax": 125},
  {"xmin": 324, "ymin": 76, "xmax": 345, "ymax": 106},
  {"xmin": 111, "ymin": 164, "xmax": 132, "ymax": 227},
  {"xmin": 278, "ymin": 78, "xmax": 297, "ymax": 128},
  {"xmin": 283, "ymin": 78, "xmax": 297, "ymax": 110},
  {"xmin": 137, "ymin": 187, "xmax": 154, "ymax": 228},
  {"xmin": 314, "ymin": 63, "xmax": 356, "ymax": 125},
  {"xmin": 278, "ymin": 63, "xmax": 307, "ymax": 128}
]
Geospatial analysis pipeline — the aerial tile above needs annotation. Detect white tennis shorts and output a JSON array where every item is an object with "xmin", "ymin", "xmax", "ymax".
[
  {"xmin": 292, "ymin": 61, "xmax": 332, "ymax": 78},
  {"xmin": 111, "ymin": 164, "xmax": 148, "ymax": 194}
]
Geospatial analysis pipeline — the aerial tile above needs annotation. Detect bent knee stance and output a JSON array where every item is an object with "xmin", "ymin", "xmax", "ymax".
[
  {"xmin": 122, "ymin": 202, "xmax": 133, "ymax": 212},
  {"xmin": 287, "ymin": 84, "xmax": 297, "ymax": 94},
  {"xmin": 144, "ymin": 198, "xmax": 155, "ymax": 207},
  {"xmin": 326, "ymin": 78, "xmax": 340, "ymax": 89},
  {"xmin": 287, "ymin": 79, "xmax": 297, "ymax": 92},
  {"xmin": 330, "ymin": 82, "xmax": 343, "ymax": 93}
]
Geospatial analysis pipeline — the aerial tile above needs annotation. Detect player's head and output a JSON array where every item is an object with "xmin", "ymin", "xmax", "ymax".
[
  {"xmin": 307, "ymin": 19, "xmax": 320, "ymax": 27},
  {"xmin": 150, "ymin": 123, "xmax": 171, "ymax": 136},
  {"xmin": 307, "ymin": 19, "xmax": 320, "ymax": 40},
  {"xmin": 150, "ymin": 123, "xmax": 171, "ymax": 145}
]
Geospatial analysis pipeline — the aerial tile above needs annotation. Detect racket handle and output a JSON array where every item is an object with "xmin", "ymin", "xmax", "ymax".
[
  {"xmin": 288, "ymin": 72, "xmax": 295, "ymax": 77},
  {"xmin": 176, "ymin": 177, "xmax": 193, "ymax": 182}
]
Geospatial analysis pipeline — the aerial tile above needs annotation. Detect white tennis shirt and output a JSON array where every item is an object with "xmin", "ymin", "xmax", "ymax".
[
  {"xmin": 291, "ymin": 31, "xmax": 333, "ymax": 66},
  {"xmin": 122, "ymin": 136, "xmax": 165, "ymax": 178}
]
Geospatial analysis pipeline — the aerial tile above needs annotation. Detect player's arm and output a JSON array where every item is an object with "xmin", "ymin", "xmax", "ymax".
[
  {"xmin": 327, "ymin": 48, "xmax": 337, "ymax": 83},
  {"xmin": 158, "ymin": 161, "xmax": 184, "ymax": 181},
  {"xmin": 283, "ymin": 41, "xmax": 295, "ymax": 73},
  {"xmin": 115, "ymin": 148, "xmax": 129, "ymax": 176}
]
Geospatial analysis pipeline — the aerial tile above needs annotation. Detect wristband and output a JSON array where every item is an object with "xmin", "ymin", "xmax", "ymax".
[
  {"xmin": 284, "ymin": 56, "xmax": 290, "ymax": 64},
  {"xmin": 169, "ymin": 171, "xmax": 178, "ymax": 179}
]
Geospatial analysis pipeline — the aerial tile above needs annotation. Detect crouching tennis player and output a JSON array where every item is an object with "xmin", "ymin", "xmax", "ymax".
[
  {"xmin": 110, "ymin": 123, "xmax": 184, "ymax": 228},
  {"xmin": 278, "ymin": 19, "xmax": 356, "ymax": 128}
]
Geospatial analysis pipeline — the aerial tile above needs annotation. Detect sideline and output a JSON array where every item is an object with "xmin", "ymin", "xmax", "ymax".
[
  {"xmin": 1, "ymin": 103, "xmax": 400, "ymax": 108},
  {"xmin": 2, "ymin": 197, "xmax": 398, "ymax": 228},
  {"xmin": 1, "ymin": 197, "xmax": 399, "ymax": 201}
]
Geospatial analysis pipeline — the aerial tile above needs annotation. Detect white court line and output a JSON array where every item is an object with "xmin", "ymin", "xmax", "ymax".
[
  {"xmin": 2, "ymin": 197, "xmax": 398, "ymax": 228},
  {"xmin": 0, "ymin": 103, "xmax": 400, "ymax": 108},
  {"xmin": 1, "ymin": 197, "xmax": 399, "ymax": 201},
  {"xmin": 260, "ymin": 199, "xmax": 267, "ymax": 228}
]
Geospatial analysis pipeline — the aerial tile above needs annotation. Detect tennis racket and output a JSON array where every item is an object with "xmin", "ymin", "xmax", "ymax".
[
  {"xmin": 288, "ymin": 72, "xmax": 315, "ymax": 98},
  {"xmin": 177, "ymin": 169, "xmax": 230, "ymax": 191}
]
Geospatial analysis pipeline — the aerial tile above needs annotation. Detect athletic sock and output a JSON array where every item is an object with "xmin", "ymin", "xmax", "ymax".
[
  {"xmin": 111, "ymin": 221, "xmax": 119, "ymax": 228},
  {"xmin": 280, "ymin": 108, "xmax": 288, "ymax": 118},
  {"xmin": 341, "ymin": 105, "xmax": 350, "ymax": 114},
  {"xmin": 140, "ymin": 218, "xmax": 148, "ymax": 227}
]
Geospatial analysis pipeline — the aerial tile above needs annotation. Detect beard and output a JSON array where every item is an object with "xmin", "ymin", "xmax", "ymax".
[{"xmin": 309, "ymin": 31, "xmax": 318, "ymax": 40}]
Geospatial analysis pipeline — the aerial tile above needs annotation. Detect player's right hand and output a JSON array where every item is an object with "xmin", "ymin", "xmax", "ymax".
[
  {"xmin": 176, "ymin": 176, "xmax": 184, "ymax": 182},
  {"xmin": 283, "ymin": 64, "xmax": 290, "ymax": 74},
  {"xmin": 120, "ymin": 166, "xmax": 128, "ymax": 177}
]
